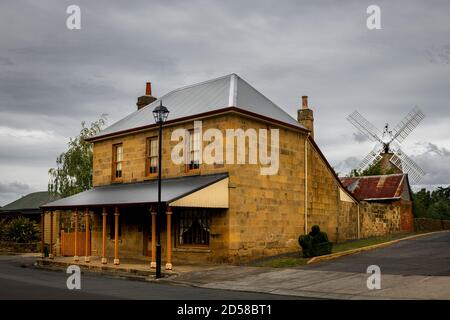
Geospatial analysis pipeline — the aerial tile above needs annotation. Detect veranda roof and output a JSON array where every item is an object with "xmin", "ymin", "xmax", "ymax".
[{"xmin": 41, "ymin": 173, "xmax": 229, "ymax": 209}]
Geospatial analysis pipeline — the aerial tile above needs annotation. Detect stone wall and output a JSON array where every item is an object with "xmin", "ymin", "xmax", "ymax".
[
  {"xmin": 414, "ymin": 218, "xmax": 450, "ymax": 232},
  {"xmin": 336, "ymin": 201, "xmax": 359, "ymax": 241},
  {"xmin": 90, "ymin": 112, "xmax": 358, "ymax": 263},
  {"xmin": 360, "ymin": 202, "xmax": 401, "ymax": 237},
  {"xmin": 398, "ymin": 200, "xmax": 414, "ymax": 232}
]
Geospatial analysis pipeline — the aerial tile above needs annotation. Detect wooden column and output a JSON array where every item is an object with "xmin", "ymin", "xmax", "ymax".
[
  {"xmin": 101, "ymin": 207, "xmax": 107, "ymax": 264},
  {"xmin": 165, "ymin": 207, "xmax": 172, "ymax": 270},
  {"xmin": 74, "ymin": 209, "xmax": 79, "ymax": 262},
  {"xmin": 61, "ymin": 230, "xmax": 65, "ymax": 256},
  {"xmin": 41, "ymin": 212, "xmax": 45, "ymax": 258},
  {"xmin": 85, "ymin": 208, "xmax": 90, "ymax": 263},
  {"xmin": 49, "ymin": 211, "xmax": 54, "ymax": 259},
  {"xmin": 114, "ymin": 207, "xmax": 120, "ymax": 265},
  {"xmin": 151, "ymin": 207, "xmax": 156, "ymax": 269}
]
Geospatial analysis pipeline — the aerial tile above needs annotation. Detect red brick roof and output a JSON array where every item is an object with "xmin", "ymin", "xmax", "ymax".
[{"xmin": 340, "ymin": 174, "xmax": 408, "ymax": 201}]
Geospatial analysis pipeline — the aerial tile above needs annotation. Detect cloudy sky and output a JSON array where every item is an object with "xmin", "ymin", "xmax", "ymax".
[{"xmin": 1, "ymin": 0, "xmax": 450, "ymax": 205}]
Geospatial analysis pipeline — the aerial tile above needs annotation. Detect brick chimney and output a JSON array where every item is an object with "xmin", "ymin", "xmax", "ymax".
[
  {"xmin": 136, "ymin": 82, "xmax": 157, "ymax": 110},
  {"xmin": 297, "ymin": 96, "xmax": 314, "ymax": 138}
]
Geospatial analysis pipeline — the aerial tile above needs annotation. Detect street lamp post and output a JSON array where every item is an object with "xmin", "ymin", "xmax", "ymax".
[{"xmin": 153, "ymin": 100, "xmax": 169, "ymax": 279}]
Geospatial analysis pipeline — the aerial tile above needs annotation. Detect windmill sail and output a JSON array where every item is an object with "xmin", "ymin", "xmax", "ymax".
[
  {"xmin": 390, "ymin": 148, "xmax": 425, "ymax": 184},
  {"xmin": 347, "ymin": 111, "xmax": 384, "ymax": 144},
  {"xmin": 347, "ymin": 107, "xmax": 426, "ymax": 183},
  {"xmin": 391, "ymin": 107, "xmax": 425, "ymax": 144},
  {"xmin": 357, "ymin": 142, "xmax": 384, "ymax": 171}
]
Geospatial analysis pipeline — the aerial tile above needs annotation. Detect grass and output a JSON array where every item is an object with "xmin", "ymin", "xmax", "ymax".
[{"xmin": 251, "ymin": 232, "xmax": 422, "ymax": 268}]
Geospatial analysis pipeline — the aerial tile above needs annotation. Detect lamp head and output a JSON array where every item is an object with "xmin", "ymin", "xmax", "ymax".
[{"xmin": 152, "ymin": 100, "xmax": 169, "ymax": 124}]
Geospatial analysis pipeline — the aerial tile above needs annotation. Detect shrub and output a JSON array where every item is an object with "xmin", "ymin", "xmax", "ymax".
[
  {"xmin": 298, "ymin": 225, "xmax": 332, "ymax": 258},
  {"xmin": 5, "ymin": 217, "xmax": 40, "ymax": 243},
  {"xmin": 0, "ymin": 219, "xmax": 6, "ymax": 241}
]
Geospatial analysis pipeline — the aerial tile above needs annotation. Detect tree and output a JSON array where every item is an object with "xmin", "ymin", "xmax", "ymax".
[
  {"xmin": 5, "ymin": 217, "xmax": 40, "ymax": 243},
  {"xmin": 427, "ymin": 200, "xmax": 450, "ymax": 220},
  {"xmin": 48, "ymin": 116, "xmax": 106, "ymax": 197},
  {"xmin": 348, "ymin": 161, "xmax": 397, "ymax": 177},
  {"xmin": 412, "ymin": 188, "xmax": 431, "ymax": 218},
  {"xmin": 412, "ymin": 186, "xmax": 450, "ymax": 220}
]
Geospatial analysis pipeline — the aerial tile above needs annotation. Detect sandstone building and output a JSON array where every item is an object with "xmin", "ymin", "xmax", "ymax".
[
  {"xmin": 340, "ymin": 173, "xmax": 414, "ymax": 237},
  {"xmin": 42, "ymin": 74, "xmax": 365, "ymax": 267}
]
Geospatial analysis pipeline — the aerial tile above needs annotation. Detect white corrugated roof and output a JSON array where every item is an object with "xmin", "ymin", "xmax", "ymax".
[{"xmin": 92, "ymin": 74, "xmax": 304, "ymax": 139}]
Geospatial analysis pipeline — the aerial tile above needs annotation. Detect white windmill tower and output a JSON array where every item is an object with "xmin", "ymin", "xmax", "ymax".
[{"xmin": 347, "ymin": 107, "xmax": 426, "ymax": 183}]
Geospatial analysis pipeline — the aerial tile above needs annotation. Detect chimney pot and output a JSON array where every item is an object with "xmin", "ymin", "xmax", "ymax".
[
  {"xmin": 302, "ymin": 96, "xmax": 308, "ymax": 109},
  {"xmin": 137, "ymin": 81, "xmax": 157, "ymax": 110},
  {"xmin": 145, "ymin": 82, "xmax": 152, "ymax": 96},
  {"xmin": 298, "ymin": 95, "xmax": 314, "ymax": 138}
]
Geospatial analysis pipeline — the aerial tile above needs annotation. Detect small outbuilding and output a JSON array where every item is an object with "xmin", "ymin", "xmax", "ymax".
[{"xmin": 340, "ymin": 173, "xmax": 414, "ymax": 236}]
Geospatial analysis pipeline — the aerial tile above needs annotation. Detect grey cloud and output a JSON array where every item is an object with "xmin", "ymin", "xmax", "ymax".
[
  {"xmin": 1, "ymin": 0, "xmax": 450, "ymax": 193},
  {"xmin": 353, "ymin": 132, "xmax": 370, "ymax": 143},
  {"xmin": 0, "ymin": 181, "xmax": 35, "ymax": 206},
  {"xmin": 0, "ymin": 57, "xmax": 14, "ymax": 66},
  {"xmin": 0, "ymin": 181, "xmax": 33, "ymax": 194},
  {"xmin": 411, "ymin": 142, "xmax": 450, "ymax": 185},
  {"xmin": 333, "ymin": 157, "xmax": 361, "ymax": 177},
  {"xmin": 427, "ymin": 45, "xmax": 450, "ymax": 65}
]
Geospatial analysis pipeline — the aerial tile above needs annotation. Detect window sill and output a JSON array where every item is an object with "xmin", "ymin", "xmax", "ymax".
[
  {"xmin": 173, "ymin": 247, "xmax": 211, "ymax": 253},
  {"xmin": 184, "ymin": 168, "xmax": 201, "ymax": 175}
]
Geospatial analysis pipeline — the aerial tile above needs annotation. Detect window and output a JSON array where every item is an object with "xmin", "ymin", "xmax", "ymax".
[
  {"xmin": 176, "ymin": 209, "xmax": 210, "ymax": 246},
  {"xmin": 188, "ymin": 129, "xmax": 200, "ymax": 170},
  {"xmin": 146, "ymin": 137, "xmax": 158, "ymax": 175},
  {"xmin": 113, "ymin": 144, "xmax": 123, "ymax": 180}
]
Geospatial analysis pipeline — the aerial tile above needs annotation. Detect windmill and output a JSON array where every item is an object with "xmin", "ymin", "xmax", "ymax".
[{"xmin": 347, "ymin": 107, "xmax": 426, "ymax": 183}]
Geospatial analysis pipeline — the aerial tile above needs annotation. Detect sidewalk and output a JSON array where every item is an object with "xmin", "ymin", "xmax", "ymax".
[
  {"xmin": 166, "ymin": 266, "xmax": 450, "ymax": 300},
  {"xmin": 35, "ymin": 231, "xmax": 450, "ymax": 299},
  {"xmin": 30, "ymin": 255, "xmax": 450, "ymax": 299},
  {"xmin": 36, "ymin": 255, "xmax": 219, "ymax": 279}
]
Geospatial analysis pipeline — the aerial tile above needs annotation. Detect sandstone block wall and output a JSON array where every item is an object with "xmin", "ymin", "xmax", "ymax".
[
  {"xmin": 90, "ymin": 112, "xmax": 358, "ymax": 263},
  {"xmin": 414, "ymin": 218, "xmax": 450, "ymax": 232},
  {"xmin": 360, "ymin": 202, "xmax": 401, "ymax": 237}
]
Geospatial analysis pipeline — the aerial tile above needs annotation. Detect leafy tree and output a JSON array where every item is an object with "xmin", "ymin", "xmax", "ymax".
[
  {"xmin": 348, "ymin": 161, "xmax": 398, "ymax": 177},
  {"xmin": 427, "ymin": 200, "xmax": 450, "ymax": 220},
  {"xmin": 0, "ymin": 219, "xmax": 6, "ymax": 241},
  {"xmin": 413, "ymin": 186, "xmax": 450, "ymax": 220},
  {"xmin": 5, "ymin": 217, "xmax": 40, "ymax": 243},
  {"xmin": 48, "ymin": 116, "xmax": 106, "ymax": 197}
]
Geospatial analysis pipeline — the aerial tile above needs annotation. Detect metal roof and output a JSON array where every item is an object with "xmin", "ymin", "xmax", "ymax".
[
  {"xmin": 92, "ymin": 74, "xmax": 304, "ymax": 140},
  {"xmin": 41, "ymin": 173, "xmax": 229, "ymax": 209},
  {"xmin": 1, "ymin": 191, "xmax": 60, "ymax": 212},
  {"xmin": 340, "ymin": 174, "xmax": 410, "ymax": 201}
]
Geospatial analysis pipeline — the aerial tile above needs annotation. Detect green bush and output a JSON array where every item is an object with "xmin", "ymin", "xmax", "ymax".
[
  {"xmin": 298, "ymin": 225, "xmax": 332, "ymax": 258},
  {"xmin": 0, "ymin": 219, "xmax": 6, "ymax": 241},
  {"xmin": 5, "ymin": 217, "xmax": 40, "ymax": 243}
]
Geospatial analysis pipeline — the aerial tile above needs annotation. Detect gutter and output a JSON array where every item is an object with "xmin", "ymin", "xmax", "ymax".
[{"xmin": 304, "ymin": 132, "xmax": 310, "ymax": 234}]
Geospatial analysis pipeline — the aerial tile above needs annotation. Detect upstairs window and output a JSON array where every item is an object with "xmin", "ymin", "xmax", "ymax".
[
  {"xmin": 113, "ymin": 143, "xmax": 123, "ymax": 180},
  {"xmin": 146, "ymin": 137, "xmax": 158, "ymax": 175},
  {"xmin": 188, "ymin": 129, "xmax": 200, "ymax": 170}
]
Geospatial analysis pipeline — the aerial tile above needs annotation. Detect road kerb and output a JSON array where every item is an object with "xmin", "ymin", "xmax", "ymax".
[{"xmin": 307, "ymin": 230, "xmax": 450, "ymax": 265}]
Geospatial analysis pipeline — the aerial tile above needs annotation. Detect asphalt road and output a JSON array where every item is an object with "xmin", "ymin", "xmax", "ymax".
[
  {"xmin": 301, "ymin": 231, "xmax": 450, "ymax": 276},
  {"xmin": 0, "ymin": 255, "xmax": 301, "ymax": 300}
]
